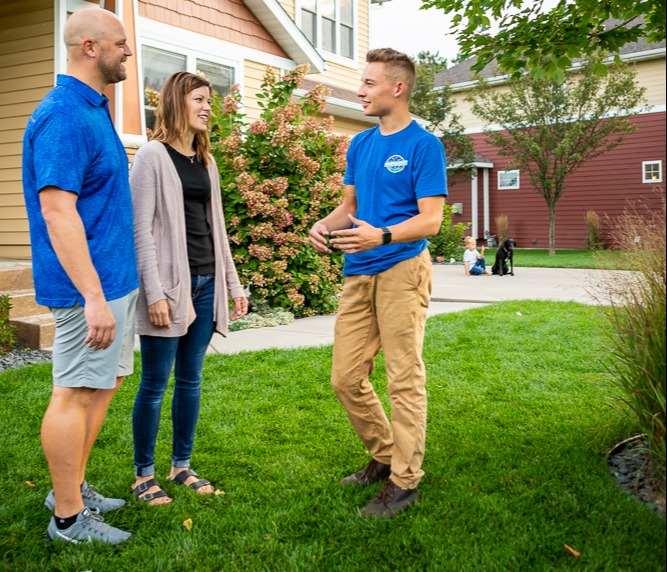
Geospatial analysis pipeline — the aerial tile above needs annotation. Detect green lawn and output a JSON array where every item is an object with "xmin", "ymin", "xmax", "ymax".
[
  {"xmin": 483, "ymin": 248, "xmax": 629, "ymax": 269},
  {"xmin": 1, "ymin": 301, "xmax": 664, "ymax": 571}
]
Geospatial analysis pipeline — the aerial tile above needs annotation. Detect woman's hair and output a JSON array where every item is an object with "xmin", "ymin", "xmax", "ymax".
[
  {"xmin": 366, "ymin": 48, "xmax": 416, "ymax": 97},
  {"xmin": 152, "ymin": 71, "xmax": 212, "ymax": 166}
]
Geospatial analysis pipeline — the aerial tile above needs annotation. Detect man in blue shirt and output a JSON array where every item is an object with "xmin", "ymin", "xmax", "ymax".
[
  {"xmin": 309, "ymin": 48, "xmax": 447, "ymax": 518},
  {"xmin": 22, "ymin": 8, "xmax": 138, "ymax": 545}
]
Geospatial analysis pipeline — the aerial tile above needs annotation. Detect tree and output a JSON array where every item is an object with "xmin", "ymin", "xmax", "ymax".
[
  {"xmin": 420, "ymin": 0, "xmax": 666, "ymax": 81},
  {"xmin": 409, "ymin": 51, "xmax": 476, "ymax": 180},
  {"xmin": 468, "ymin": 55, "xmax": 646, "ymax": 255}
]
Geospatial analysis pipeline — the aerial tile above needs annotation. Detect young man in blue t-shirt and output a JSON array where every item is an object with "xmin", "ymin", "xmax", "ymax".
[
  {"xmin": 309, "ymin": 48, "xmax": 447, "ymax": 518},
  {"xmin": 22, "ymin": 8, "xmax": 138, "ymax": 545}
]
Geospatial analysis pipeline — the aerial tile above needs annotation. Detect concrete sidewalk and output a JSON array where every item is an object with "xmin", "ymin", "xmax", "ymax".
[{"xmin": 208, "ymin": 265, "xmax": 625, "ymax": 355}]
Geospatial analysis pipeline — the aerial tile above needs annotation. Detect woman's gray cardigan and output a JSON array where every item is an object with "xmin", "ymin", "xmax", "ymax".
[{"xmin": 130, "ymin": 140, "xmax": 245, "ymax": 338}]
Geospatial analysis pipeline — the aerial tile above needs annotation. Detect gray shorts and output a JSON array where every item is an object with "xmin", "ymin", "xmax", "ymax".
[{"xmin": 50, "ymin": 289, "xmax": 138, "ymax": 389}]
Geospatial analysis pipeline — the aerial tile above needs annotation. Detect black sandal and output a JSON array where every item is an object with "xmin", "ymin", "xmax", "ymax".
[
  {"xmin": 170, "ymin": 469, "xmax": 211, "ymax": 492},
  {"xmin": 132, "ymin": 478, "xmax": 171, "ymax": 503}
]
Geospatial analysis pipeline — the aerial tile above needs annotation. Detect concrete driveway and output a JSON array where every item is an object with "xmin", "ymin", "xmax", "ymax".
[{"xmin": 208, "ymin": 264, "xmax": 625, "ymax": 355}]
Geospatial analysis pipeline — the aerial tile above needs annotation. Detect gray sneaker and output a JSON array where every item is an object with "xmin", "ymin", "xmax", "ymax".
[
  {"xmin": 44, "ymin": 481, "xmax": 126, "ymax": 514},
  {"xmin": 46, "ymin": 507, "xmax": 132, "ymax": 545}
]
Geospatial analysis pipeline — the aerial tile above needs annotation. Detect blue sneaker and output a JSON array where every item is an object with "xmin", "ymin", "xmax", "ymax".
[
  {"xmin": 44, "ymin": 481, "xmax": 126, "ymax": 514},
  {"xmin": 46, "ymin": 507, "xmax": 131, "ymax": 545}
]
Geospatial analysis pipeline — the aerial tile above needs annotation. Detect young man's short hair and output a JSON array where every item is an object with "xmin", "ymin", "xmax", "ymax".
[{"xmin": 366, "ymin": 48, "xmax": 416, "ymax": 97}]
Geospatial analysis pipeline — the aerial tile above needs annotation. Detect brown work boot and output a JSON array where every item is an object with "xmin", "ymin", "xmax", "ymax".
[
  {"xmin": 340, "ymin": 458, "xmax": 391, "ymax": 486},
  {"xmin": 360, "ymin": 480, "xmax": 418, "ymax": 518}
]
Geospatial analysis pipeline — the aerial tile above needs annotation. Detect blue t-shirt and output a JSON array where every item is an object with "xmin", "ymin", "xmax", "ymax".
[
  {"xmin": 342, "ymin": 120, "xmax": 447, "ymax": 276},
  {"xmin": 22, "ymin": 75, "xmax": 138, "ymax": 307}
]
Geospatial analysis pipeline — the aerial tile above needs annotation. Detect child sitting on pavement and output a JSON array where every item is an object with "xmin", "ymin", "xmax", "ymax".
[{"xmin": 463, "ymin": 236, "xmax": 491, "ymax": 275}]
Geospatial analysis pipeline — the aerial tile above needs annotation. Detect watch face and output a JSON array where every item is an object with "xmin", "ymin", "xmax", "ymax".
[{"xmin": 383, "ymin": 228, "xmax": 392, "ymax": 245}]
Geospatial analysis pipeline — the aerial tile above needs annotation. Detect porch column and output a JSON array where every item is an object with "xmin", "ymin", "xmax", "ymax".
[
  {"xmin": 483, "ymin": 168, "xmax": 489, "ymax": 239},
  {"xmin": 470, "ymin": 169, "xmax": 479, "ymax": 239}
]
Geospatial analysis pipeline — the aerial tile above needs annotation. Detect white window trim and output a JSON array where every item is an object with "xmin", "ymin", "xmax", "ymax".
[
  {"xmin": 642, "ymin": 160, "xmax": 663, "ymax": 184},
  {"xmin": 296, "ymin": 0, "xmax": 357, "ymax": 65},
  {"xmin": 498, "ymin": 169, "xmax": 520, "ymax": 190}
]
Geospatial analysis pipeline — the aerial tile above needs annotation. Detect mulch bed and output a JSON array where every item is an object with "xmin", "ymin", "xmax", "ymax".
[{"xmin": 607, "ymin": 434, "xmax": 666, "ymax": 516}]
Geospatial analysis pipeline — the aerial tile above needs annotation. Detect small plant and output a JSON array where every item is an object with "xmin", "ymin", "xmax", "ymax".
[
  {"xmin": 602, "ymin": 193, "xmax": 666, "ymax": 485},
  {"xmin": 428, "ymin": 203, "xmax": 471, "ymax": 262},
  {"xmin": 495, "ymin": 214, "xmax": 509, "ymax": 245},
  {"xmin": 228, "ymin": 303, "xmax": 295, "ymax": 332},
  {"xmin": 585, "ymin": 210, "xmax": 604, "ymax": 250},
  {"xmin": 0, "ymin": 295, "xmax": 17, "ymax": 354}
]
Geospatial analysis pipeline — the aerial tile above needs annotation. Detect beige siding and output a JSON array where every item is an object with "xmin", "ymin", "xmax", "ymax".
[
  {"xmin": 450, "ymin": 56, "xmax": 666, "ymax": 133},
  {"xmin": 279, "ymin": 0, "xmax": 296, "ymax": 20},
  {"xmin": 243, "ymin": 60, "xmax": 276, "ymax": 123},
  {"xmin": 0, "ymin": 0, "xmax": 53, "ymax": 259},
  {"xmin": 320, "ymin": 115, "xmax": 369, "ymax": 136},
  {"xmin": 450, "ymin": 84, "xmax": 513, "ymax": 132},
  {"xmin": 633, "ymin": 58, "xmax": 666, "ymax": 107}
]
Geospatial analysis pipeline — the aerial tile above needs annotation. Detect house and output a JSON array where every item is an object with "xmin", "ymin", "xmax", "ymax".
[
  {"xmin": 434, "ymin": 35, "xmax": 666, "ymax": 249},
  {"xmin": 0, "ymin": 0, "xmax": 380, "ymax": 349},
  {"xmin": 0, "ymin": 0, "xmax": 379, "ymax": 261}
]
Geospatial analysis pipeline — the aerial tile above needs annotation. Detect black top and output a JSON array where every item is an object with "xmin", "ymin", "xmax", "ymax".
[{"xmin": 165, "ymin": 144, "xmax": 215, "ymax": 275}]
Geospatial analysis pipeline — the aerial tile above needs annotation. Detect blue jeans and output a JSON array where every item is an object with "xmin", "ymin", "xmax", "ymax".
[
  {"xmin": 470, "ymin": 258, "xmax": 487, "ymax": 275},
  {"xmin": 133, "ymin": 274, "xmax": 216, "ymax": 477}
]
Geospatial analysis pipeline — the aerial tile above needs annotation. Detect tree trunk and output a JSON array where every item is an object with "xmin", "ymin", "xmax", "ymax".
[{"xmin": 548, "ymin": 202, "xmax": 557, "ymax": 256}]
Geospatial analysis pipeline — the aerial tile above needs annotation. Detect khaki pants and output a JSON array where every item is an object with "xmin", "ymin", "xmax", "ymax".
[{"xmin": 331, "ymin": 249, "xmax": 432, "ymax": 489}]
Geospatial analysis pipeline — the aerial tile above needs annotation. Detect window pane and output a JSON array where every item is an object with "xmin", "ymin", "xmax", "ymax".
[
  {"xmin": 340, "ymin": 0, "xmax": 353, "ymax": 25},
  {"xmin": 143, "ymin": 46, "xmax": 186, "ymax": 96},
  {"xmin": 322, "ymin": 17, "xmax": 335, "ymax": 52},
  {"xmin": 302, "ymin": 0, "xmax": 316, "ymax": 11},
  {"xmin": 498, "ymin": 170, "xmax": 519, "ymax": 189},
  {"xmin": 301, "ymin": 9, "xmax": 316, "ymax": 45},
  {"xmin": 142, "ymin": 46, "xmax": 186, "ymax": 131},
  {"xmin": 643, "ymin": 161, "xmax": 662, "ymax": 183},
  {"xmin": 341, "ymin": 24, "xmax": 353, "ymax": 58},
  {"xmin": 196, "ymin": 59, "xmax": 234, "ymax": 99},
  {"xmin": 321, "ymin": 0, "xmax": 335, "ymax": 19}
]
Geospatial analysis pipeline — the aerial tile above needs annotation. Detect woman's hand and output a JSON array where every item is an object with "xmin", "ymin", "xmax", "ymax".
[
  {"xmin": 148, "ymin": 299, "xmax": 170, "ymax": 328},
  {"xmin": 231, "ymin": 296, "xmax": 249, "ymax": 321}
]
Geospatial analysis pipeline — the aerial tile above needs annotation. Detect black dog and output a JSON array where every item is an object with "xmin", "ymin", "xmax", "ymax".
[{"xmin": 492, "ymin": 238, "xmax": 516, "ymax": 276}]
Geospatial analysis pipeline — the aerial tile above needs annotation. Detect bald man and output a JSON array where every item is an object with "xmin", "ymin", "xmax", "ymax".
[{"xmin": 22, "ymin": 8, "xmax": 138, "ymax": 545}]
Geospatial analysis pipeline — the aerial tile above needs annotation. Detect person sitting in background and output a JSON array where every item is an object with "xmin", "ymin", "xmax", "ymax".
[{"xmin": 463, "ymin": 236, "xmax": 491, "ymax": 275}]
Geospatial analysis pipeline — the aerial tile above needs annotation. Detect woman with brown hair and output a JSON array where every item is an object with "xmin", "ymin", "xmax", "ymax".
[{"xmin": 130, "ymin": 71, "xmax": 247, "ymax": 505}]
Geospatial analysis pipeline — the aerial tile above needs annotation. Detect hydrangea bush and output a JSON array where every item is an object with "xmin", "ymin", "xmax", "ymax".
[{"xmin": 210, "ymin": 66, "xmax": 349, "ymax": 317}]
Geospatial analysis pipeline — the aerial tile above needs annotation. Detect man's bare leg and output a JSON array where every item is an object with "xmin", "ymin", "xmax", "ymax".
[
  {"xmin": 41, "ymin": 386, "xmax": 95, "ymax": 517},
  {"xmin": 78, "ymin": 376, "xmax": 124, "ymax": 484}
]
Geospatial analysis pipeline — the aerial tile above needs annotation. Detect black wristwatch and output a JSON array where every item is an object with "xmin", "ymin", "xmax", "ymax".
[{"xmin": 381, "ymin": 227, "xmax": 392, "ymax": 245}]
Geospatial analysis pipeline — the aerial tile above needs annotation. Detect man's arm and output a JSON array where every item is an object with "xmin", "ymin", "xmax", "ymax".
[
  {"xmin": 308, "ymin": 185, "xmax": 358, "ymax": 253},
  {"xmin": 39, "ymin": 187, "xmax": 115, "ymax": 350},
  {"xmin": 329, "ymin": 195, "xmax": 445, "ymax": 254}
]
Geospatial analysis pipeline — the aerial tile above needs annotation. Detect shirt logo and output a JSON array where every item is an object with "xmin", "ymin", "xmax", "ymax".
[{"xmin": 384, "ymin": 155, "xmax": 408, "ymax": 173}]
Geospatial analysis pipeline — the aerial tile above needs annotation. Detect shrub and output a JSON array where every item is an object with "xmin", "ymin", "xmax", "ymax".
[
  {"xmin": 585, "ymin": 210, "xmax": 604, "ymax": 250},
  {"xmin": 0, "ymin": 295, "xmax": 16, "ymax": 354},
  {"xmin": 602, "ymin": 193, "xmax": 666, "ymax": 483},
  {"xmin": 495, "ymin": 214, "xmax": 509, "ymax": 245},
  {"xmin": 210, "ymin": 66, "xmax": 349, "ymax": 317},
  {"xmin": 428, "ymin": 203, "xmax": 471, "ymax": 262}
]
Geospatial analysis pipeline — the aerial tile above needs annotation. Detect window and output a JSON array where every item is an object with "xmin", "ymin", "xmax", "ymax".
[
  {"xmin": 642, "ymin": 161, "xmax": 663, "ymax": 184},
  {"xmin": 142, "ymin": 46, "xmax": 235, "ymax": 132},
  {"xmin": 498, "ymin": 170, "xmax": 520, "ymax": 190},
  {"xmin": 300, "ymin": 0, "xmax": 355, "ymax": 59}
]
